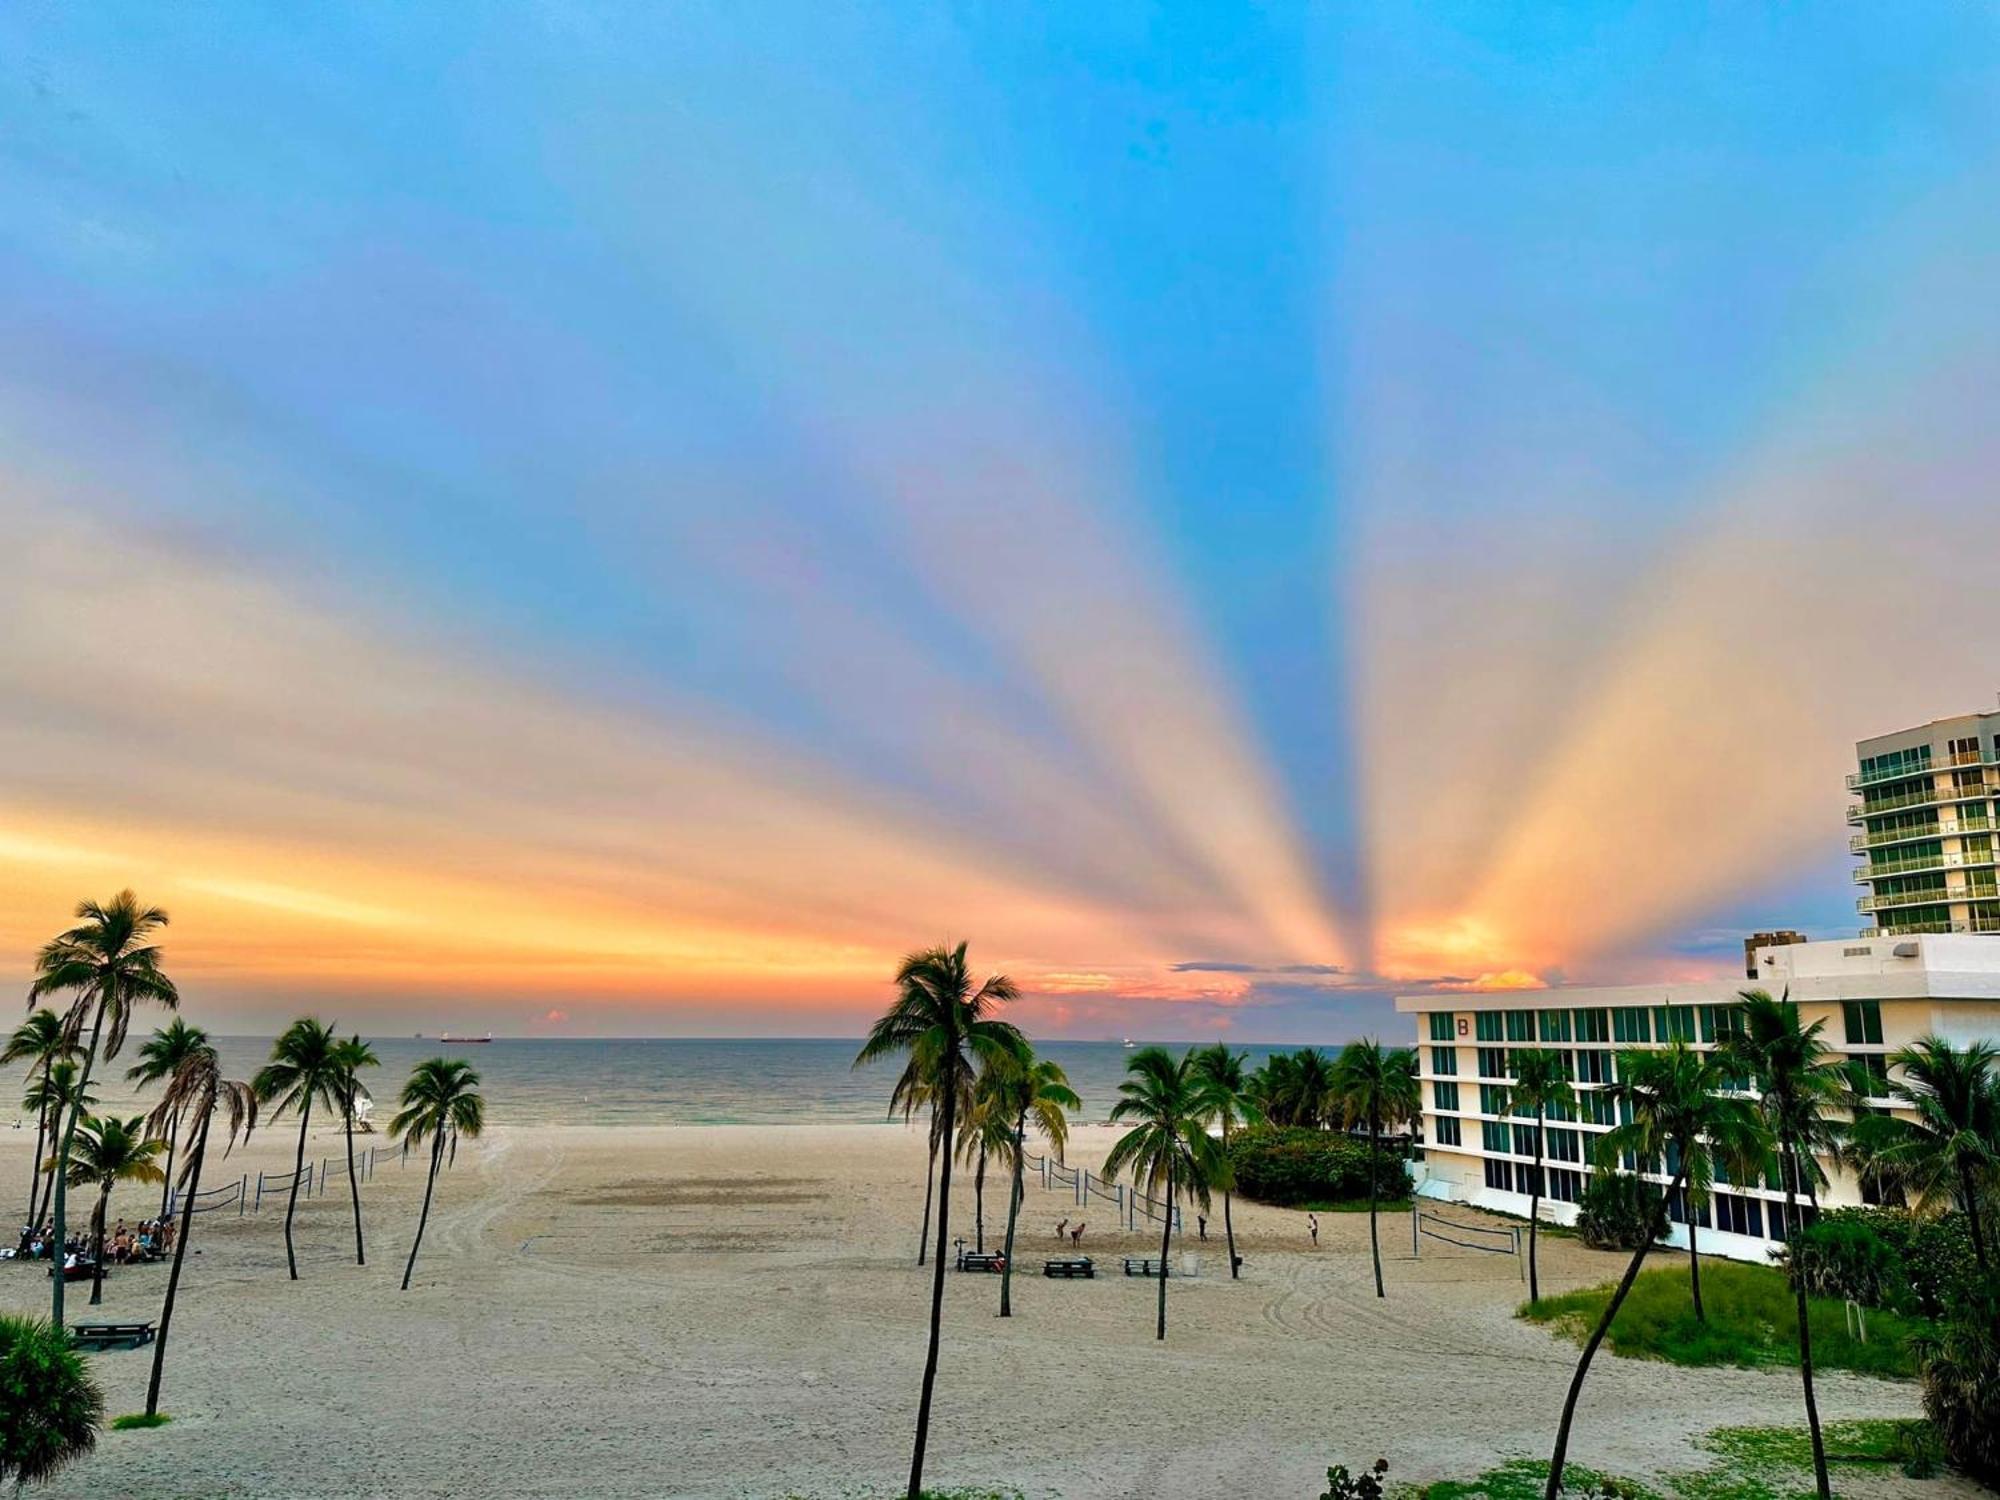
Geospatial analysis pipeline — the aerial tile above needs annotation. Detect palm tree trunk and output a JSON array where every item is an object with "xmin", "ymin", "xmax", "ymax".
[
  {"xmin": 25, "ymin": 1088, "xmax": 50, "ymax": 1230},
  {"xmin": 1000, "ymin": 1111, "xmax": 1026, "ymax": 1317},
  {"xmin": 1222, "ymin": 1119, "xmax": 1240, "ymax": 1281},
  {"xmin": 147, "ymin": 1108, "xmax": 209, "ymax": 1417},
  {"xmin": 1544, "ymin": 1168, "xmax": 1685, "ymax": 1500},
  {"xmin": 1155, "ymin": 1160, "xmax": 1174, "ymax": 1340},
  {"xmin": 917, "ymin": 1114, "xmax": 938, "ymax": 1266},
  {"xmin": 51, "ymin": 1006, "xmax": 107, "ymax": 1331},
  {"xmin": 974, "ymin": 1141, "xmax": 987, "ymax": 1254},
  {"xmin": 1958, "ymin": 1154, "xmax": 1991, "ymax": 1275},
  {"xmin": 400, "ymin": 1130, "xmax": 446, "ymax": 1291},
  {"xmin": 89, "ymin": 1186, "xmax": 109, "ymax": 1306},
  {"xmin": 344, "ymin": 1096, "xmax": 366, "ymax": 1265},
  {"xmin": 1687, "ymin": 1201, "xmax": 1705, "ymax": 1322},
  {"xmin": 1529, "ymin": 1110, "xmax": 1545, "ymax": 1304},
  {"xmin": 906, "ymin": 1059, "xmax": 958, "ymax": 1500},
  {"xmin": 1367, "ymin": 1115, "xmax": 1384, "ymax": 1299},
  {"xmin": 1782, "ymin": 1141, "xmax": 1831, "ymax": 1500},
  {"xmin": 283, "ymin": 1096, "xmax": 311, "ymax": 1280},
  {"xmin": 158, "ymin": 1106, "xmax": 180, "ymax": 1220}
]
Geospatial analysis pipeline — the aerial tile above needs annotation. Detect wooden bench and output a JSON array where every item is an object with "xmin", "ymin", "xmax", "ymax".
[
  {"xmin": 1042, "ymin": 1257, "xmax": 1094, "ymax": 1279},
  {"xmin": 72, "ymin": 1322, "xmax": 154, "ymax": 1352},
  {"xmin": 49, "ymin": 1260, "xmax": 98, "ymax": 1284},
  {"xmin": 955, "ymin": 1251, "xmax": 1005, "ymax": 1273},
  {"xmin": 1122, "ymin": 1256, "xmax": 1170, "ymax": 1277}
]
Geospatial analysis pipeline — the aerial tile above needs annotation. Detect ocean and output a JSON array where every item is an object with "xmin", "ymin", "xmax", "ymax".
[{"xmin": 23, "ymin": 1037, "xmax": 1301, "ymax": 1129}]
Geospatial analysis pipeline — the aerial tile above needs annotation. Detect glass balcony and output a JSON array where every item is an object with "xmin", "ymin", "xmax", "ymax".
[
  {"xmin": 1854, "ymin": 848, "xmax": 2000, "ymax": 883},
  {"xmin": 1859, "ymin": 889, "xmax": 2000, "ymax": 914},
  {"xmin": 1848, "ymin": 782, "xmax": 1993, "ymax": 821}
]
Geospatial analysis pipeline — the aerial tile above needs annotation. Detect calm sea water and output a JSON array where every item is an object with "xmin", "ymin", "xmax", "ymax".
[{"xmin": 25, "ymin": 1038, "xmax": 1302, "ymax": 1129}]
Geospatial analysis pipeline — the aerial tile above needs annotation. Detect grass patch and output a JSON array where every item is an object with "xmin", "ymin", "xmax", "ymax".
[
  {"xmin": 1405, "ymin": 1419, "xmax": 1948, "ymax": 1500},
  {"xmin": 1519, "ymin": 1260, "xmax": 1929, "ymax": 1378},
  {"xmin": 110, "ymin": 1412, "xmax": 171, "ymax": 1430}
]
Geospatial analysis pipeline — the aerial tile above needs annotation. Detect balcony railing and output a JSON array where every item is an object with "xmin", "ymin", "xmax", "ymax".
[
  {"xmin": 1855, "ymin": 848, "xmax": 2000, "ymax": 883},
  {"xmin": 1851, "ymin": 749, "xmax": 2000, "ymax": 790},
  {"xmin": 1848, "ymin": 782, "xmax": 1993, "ymax": 821},
  {"xmin": 1859, "ymin": 886, "xmax": 2000, "ymax": 914},
  {"xmin": 1866, "ymin": 915, "xmax": 2000, "ymax": 937}
]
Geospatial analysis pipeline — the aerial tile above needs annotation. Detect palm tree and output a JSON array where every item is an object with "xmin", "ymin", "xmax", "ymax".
[
  {"xmin": 4, "ymin": 1009, "xmax": 72, "ymax": 1231},
  {"xmin": 391, "ymin": 1058, "xmax": 485, "ymax": 1291},
  {"xmin": 988, "ymin": 1049, "xmax": 1078, "ymax": 1317},
  {"xmin": 142, "ymin": 1041, "xmax": 255, "ymax": 1419},
  {"xmin": 1104, "ymin": 1046, "xmax": 1226, "ymax": 1341},
  {"xmin": 1848, "ymin": 1035, "xmax": 2000, "ymax": 1275},
  {"xmin": 1543, "ymin": 1040, "xmax": 1767, "ymax": 1500},
  {"xmin": 1253, "ymin": 1046, "xmax": 1336, "ymax": 1128},
  {"xmin": 126, "ymin": 1018, "xmax": 211, "ymax": 1220},
  {"xmin": 61, "ymin": 1114, "xmax": 165, "ymax": 1306},
  {"xmin": 889, "ymin": 1046, "xmax": 962, "ymax": 1267},
  {"xmin": 1719, "ymin": 989, "xmax": 1851, "ymax": 1500},
  {"xmin": 1507, "ymin": 1047, "xmax": 1575, "ymax": 1305},
  {"xmin": 0, "ymin": 1313, "xmax": 103, "ymax": 1486},
  {"xmin": 853, "ymin": 942, "xmax": 1022, "ymax": 1500},
  {"xmin": 254, "ymin": 1018, "xmax": 344, "ymax": 1280},
  {"xmin": 957, "ymin": 1063, "xmax": 1016, "ymax": 1256},
  {"xmin": 1191, "ymin": 1043, "xmax": 1261, "ymax": 1281},
  {"xmin": 27, "ymin": 891, "xmax": 179, "ymax": 1329},
  {"xmin": 1330, "ymin": 1039, "xmax": 1421, "ymax": 1300},
  {"xmin": 330, "ymin": 1036, "xmax": 379, "ymax": 1266}
]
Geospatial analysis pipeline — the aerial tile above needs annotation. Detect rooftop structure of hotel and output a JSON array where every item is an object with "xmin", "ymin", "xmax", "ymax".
[{"xmin": 1399, "ymin": 700, "xmax": 2000, "ymax": 1261}]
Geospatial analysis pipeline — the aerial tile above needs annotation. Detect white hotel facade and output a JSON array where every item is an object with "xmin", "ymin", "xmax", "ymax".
[{"xmin": 1398, "ymin": 704, "xmax": 2000, "ymax": 1263}]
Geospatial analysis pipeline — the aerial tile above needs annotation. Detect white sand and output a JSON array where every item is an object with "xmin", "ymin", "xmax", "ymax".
[{"xmin": 0, "ymin": 1121, "xmax": 1954, "ymax": 1499}]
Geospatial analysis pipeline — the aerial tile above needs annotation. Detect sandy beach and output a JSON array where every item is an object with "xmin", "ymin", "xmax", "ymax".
[{"xmin": 0, "ymin": 1121, "xmax": 1953, "ymax": 1499}]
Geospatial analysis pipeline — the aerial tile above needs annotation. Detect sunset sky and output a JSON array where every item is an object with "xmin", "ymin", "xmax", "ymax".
[{"xmin": 3, "ymin": 7, "xmax": 1998, "ymax": 1039}]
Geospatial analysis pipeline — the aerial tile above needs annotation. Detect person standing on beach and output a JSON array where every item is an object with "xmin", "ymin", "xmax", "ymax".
[
  {"xmin": 1308, "ymin": 1213, "xmax": 1318, "ymax": 1248},
  {"xmin": 1197, "ymin": 1213, "xmax": 1207, "ymax": 1241}
]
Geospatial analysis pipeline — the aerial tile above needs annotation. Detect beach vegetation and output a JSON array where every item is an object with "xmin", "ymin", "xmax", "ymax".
[
  {"xmin": 331, "ymin": 1035, "xmax": 380, "ymax": 1266},
  {"xmin": 1248, "ymin": 1046, "xmax": 1337, "ymax": 1128},
  {"xmin": 1225, "ymin": 1128, "xmax": 1407, "ymax": 1208},
  {"xmin": 391, "ymin": 1056, "xmax": 486, "ymax": 1292},
  {"xmin": 61, "ymin": 1114, "xmax": 166, "ymax": 1307},
  {"xmin": 142, "ymin": 1039, "xmax": 255, "ymax": 1419},
  {"xmin": 1191, "ymin": 1043, "xmax": 1261, "ymax": 1281},
  {"xmin": 1543, "ymin": 1038, "xmax": 1770, "ymax": 1500},
  {"xmin": 0, "ymin": 1313, "xmax": 102, "ymax": 1487},
  {"xmin": 854, "ymin": 940, "xmax": 1023, "ymax": 1500},
  {"xmin": 1909, "ymin": 1281, "xmax": 2000, "ymax": 1484},
  {"xmin": 1786, "ymin": 1207, "xmax": 1974, "ymax": 1319},
  {"xmin": 1572, "ymin": 1172, "xmax": 1659, "ymax": 1252},
  {"xmin": 1103, "ymin": 1046, "xmax": 1225, "ymax": 1341},
  {"xmin": 4, "ymin": 1009, "xmax": 75, "ymax": 1233},
  {"xmin": 109, "ymin": 1412, "xmax": 172, "ymax": 1430},
  {"xmin": 888, "ymin": 1056, "xmax": 965, "ymax": 1270},
  {"xmin": 1504, "ymin": 1048, "xmax": 1573, "ymax": 1306},
  {"xmin": 254, "ymin": 1017, "xmax": 345, "ymax": 1281},
  {"xmin": 1330, "ymin": 1039, "xmax": 1421, "ymax": 1300},
  {"xmin": 28, "ymin": 890, "xmax": 181, "ymax": 1331},
  {"xmin": 981, "ymin": 1047, "xmax": 1078, "ymax": 1318},
  {"xmin": 125, "ymin": 1018, "xmax": 212, "ymax": 1221}
]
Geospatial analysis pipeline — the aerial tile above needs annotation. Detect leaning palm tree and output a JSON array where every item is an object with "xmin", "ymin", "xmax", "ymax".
[
  {"xmin": 253, "ymin": 1018, "xmax": 344, "ymax": 1280},
  {"xmin": 1191, "ymin": 1043, "xmax": 1261, "ymax": 1281},
  {"xmin": 126, "ymin": 1018, "xmax": 211, "ymax": 1220},
  {"xmin": 1104, "ymin": 1046, "xmax": 1226, "ymax": 1342},
  {"xmin": 888, "ymin": 1046, "xmax": 963, "ymax": 1267},
  {"xmin": 956, "ymin": 1061, "xmax": 1017, "ymax": 1256},
  {"xmin": 1848, "ymin": 1035, "xmax": 2000, "ymax": 1276},
  {"xmin": 1507, "ymin": 1047, "xmax": 1575, "ymax": 1305},
  {"xmin": 853, "ymin": 942, "xmax": 1022, "ymax": 1500},
  {"xmin": 4, "ymin": 1009, "xmax": 72, "ymax": 1230},
  {"xmin": 0, "ymin": 1313, "xmax": 103, "ymax": 1486},
  {"xmin": 1330, "ymin": 1039, "xmax": 1421, "ymax": 1300},
  {"xmin": 988, "ymin": 1048, "xmax": 1079, "ymax": 1317},
  {"xmin": 1543, "ymin": 1040, "xmax": 1767, "ymax": 1500},
  {"xmin": 392, "ymin": 1058, "xmax": 485, "ymax": 1291},
  {"xmin": 27, "ymin": 891, "xmax": 179, "ymax": 1329},
  {"xmin": 330, "ymin": 1036, "xmax": 380, "ymax": 1266},
  {"xmin": 61, "ymin": 1114, "xmax": 165, "ymax": 1306},
  {"xmin": 142, "ymin": 1041, "xmax": 255, "ymax": 1419},
  {"xmin": 1719, "ymin": 989, "xmax": 1851, "ymax": 1500}
]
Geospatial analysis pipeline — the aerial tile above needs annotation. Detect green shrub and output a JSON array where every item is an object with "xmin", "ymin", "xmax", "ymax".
[
  {"xmin": 1787, "ymin": 1212, "xmax": 1898, "ymax": 1307},
  {"xmin": 110, "ymin": 1412, "xmax": 171, "ymax": 1431},
  {"xmin": 1574, "ymin": 1171, "xmax": 1662, "ymax": 1251},
  {"xmin": 1785, "ymin": 1207, "xmax": 1976, "ymax": 1319},
  {"xmin": 1226, "ymin": 1127, "xmax": 1409, "ymax": 1207},
  {"xmin": 0, "ymin": 1314, "xmax": 103, "ymax": 1487},
  {"xmin": 1910, "ymin": 1284, "xmax": 2000, "ymax": 1485}
]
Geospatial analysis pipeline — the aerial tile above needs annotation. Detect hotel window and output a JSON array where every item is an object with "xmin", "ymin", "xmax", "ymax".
[
  {"xmin": 1575, "ymin": 1008, "xmax": 1610, "ymax": 1044},
  {"xmin": 1842, "ymin": 1001, "xmax": 1884, "ymax": 1046},
  {"xmin": 1612, "ymin": 1007, "xmax": 1651, "ymax": 1044},
  {"xmin": 1951, "ymin": 735, "xmax": 1982, "ymax": 764},
  {"xmin": 1429, "ymin": 1012, "xmax": 1456, "ymax": 1041},
  {"xmin": 1431, "ymin": 1045, "xmax": 1458, "ymax": 1077},
  {"xmin": 1653, "ymin": 1006, "xmax": 1695, "ymax": 1043},
  {"xmin": 1713, "ymin": 1193, "xmax": 1765, "ymax": 1238},
  {"xmin": 1517, "ymin": 1163, "xmax": 1543, "ymax": 1197},
  {"xmin": 1483, "ymin": 1158, "xmax": 1514, "ymax": 1192},
  {"xmin": 1547, "ymin": 1166, "xmax": 1582, "ymax": 1203},
  {"xmin": 1505, "ymin": 1009, "xmax": 1535, "ymax": 1042},
  {"xmin": 1544, "ymin": 1094, "xmax": 1575, "ymax": 1122},
  {"xmin": 1432, "ymin": 1115, "xmax": 1461, "ymax": 1148},
  {"xmin": 1848, "ymin": 1054, "xmax": 1890, "ymax": 1097},
  {"xmin": 1581, "ymin": 1092, "xmax": 1616, "ymax": 1126},
  {"xmin": 1476, "ymin": 1047, "xmax": 1510, "ymax": 1079},
  {"xmin": 1478, "ymin": 1084, "xmax": 1510, "ymax": 1117},
  {"xmin": 1548, "ymin": 1127, "xmax": 1581, "ymax": 1163},
  {"xmin": 1698, "ymin": 1005, "xmax": 1743, "ymax": 1044},
  {"xmin": 1538, "ymin": 1010, "xmax": 1572, "ymax": 1043},
  {"xmin": 1475, "ymin": 1012, "xmax": 1504, "ymax": 1042},
  {"xmin": 1574, "ymin": 1050, "xmax": 1611, "ymax": 1085},
  {"xmin": 1432, "ymin": 1080, "xmax": 1460, "ymax": 1112},
  {"xmin": 1482, "ymin": 1121, "xmax": 1511, "ymax": 1153},
  {"xmin": 1512, "ymin": 1123, "xmax": 1540, "ymax": 1157}
]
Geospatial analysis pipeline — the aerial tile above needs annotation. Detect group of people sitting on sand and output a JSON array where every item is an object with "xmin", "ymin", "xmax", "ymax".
[{"xmin": 10, "ymin": 1214, "xmax": 174, "ymax": 1267}]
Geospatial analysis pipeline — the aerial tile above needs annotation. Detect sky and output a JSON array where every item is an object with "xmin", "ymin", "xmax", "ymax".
[{"xmin": 2, "ymin": 5, "xmax": 1998, "ymax": 1040}]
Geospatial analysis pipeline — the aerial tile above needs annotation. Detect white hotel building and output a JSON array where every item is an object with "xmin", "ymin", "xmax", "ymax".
[{"xmin": 1399, "ymin": 704, "xmax": 2000, "ymax": 1263}]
